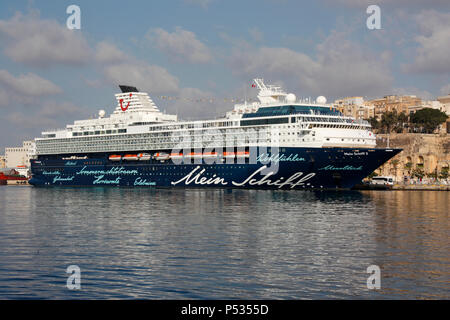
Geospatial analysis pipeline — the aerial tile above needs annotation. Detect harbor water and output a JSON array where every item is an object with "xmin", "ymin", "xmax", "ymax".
[{"xmin": 0, "ymin": 186, "xmax": 448, "ymax": 299}]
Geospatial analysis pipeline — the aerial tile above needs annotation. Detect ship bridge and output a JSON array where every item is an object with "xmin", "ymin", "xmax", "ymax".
[{"xmin": 226, "ymin": 78, "xmax": 330, "ymax": 119}]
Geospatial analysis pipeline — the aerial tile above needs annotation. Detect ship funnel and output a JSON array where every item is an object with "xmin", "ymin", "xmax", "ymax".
[{"xmin": 119, "ymin": 85, "xmax": 139, "ymax": 93}]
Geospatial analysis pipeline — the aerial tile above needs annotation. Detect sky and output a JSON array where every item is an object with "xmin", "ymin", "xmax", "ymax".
[{"xmin": 1, "ymin": 0, "xmax": 450, "ymax": 150}]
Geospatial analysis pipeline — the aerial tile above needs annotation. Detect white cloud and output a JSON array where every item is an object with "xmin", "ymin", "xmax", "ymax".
[
  {"xmin": 0, "ymin": 69, "xmax": 61, "ymax": 97},
  {"xmin": 38, "ymin": 100, "xmax": 86, "ymax": 118},
  {"xmin": 228, "ymin": 31, "xmax": 393, "ymax": 99},
  {"xmin": 0, "ymin": 12, "xmax": 91, "ymax": 67},
  {"xmin": 102, "ymin": 61, "xmax": 179, "ymax": 94},
  {"xmin": 0, "ymin": 87, "xmax": 10, "ymax": 107},
  {"xmin": 0, "ymin": 72, "xmax": 87, "ymax": 135},
  {"xmin": 7, "ymin": 111, "xmax": 58, "ymax": 130},
  {"xmin": 0, "ymin": 13, "xmax": 182, "ymax": 95},
  {"xmin": 5, "ymin": 99, "xmax": 92, "ymax": 137},
  {"xmin": 90, "ymin": 41, "xmax": 181, "ymax": 94},
  {"xmin": 0, "ymin": 12, "xmax": 214, "ymax": 118},
  {"xmin": 0, "ymin": 69, "xmax": 62, "ymax": 107},
  {"xmin": 147, "ymin": 27, "xmax": 213, "ymax": 64},
  {"xmin": 94, "ymin": 41, "xmax": 128, "ymax": 64},
  {"xmin": 230, "ymin": 46, "xmax": 318, "ymax": 80},
  {"xmin": 403, "ymin": 10, "xmax": 450, "ymax": 74}
]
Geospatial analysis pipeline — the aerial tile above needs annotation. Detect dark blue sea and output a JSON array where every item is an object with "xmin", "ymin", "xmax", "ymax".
[{"xmin": 0, "ymin": 186, "xmax": 448, "ymax": 299}]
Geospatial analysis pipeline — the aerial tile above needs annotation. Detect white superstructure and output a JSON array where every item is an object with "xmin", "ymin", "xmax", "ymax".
[{"xmin": 35, "ymin": 80, "xmax": 375, "ymax": 156}]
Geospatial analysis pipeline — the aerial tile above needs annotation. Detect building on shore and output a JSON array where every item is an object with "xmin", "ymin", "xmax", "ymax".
[
  {"xmin": 437, "ymin": 94, "xmax": 450, "ymax": 115},
  {"xmin": 333, "ymin": 97, "xmax": 375, "ymax": 120},
  {"xmin": 368, "ymin": 95, "xmax": 423, "ymax": 119},
  {"xmin": 333, "ymin": 94, "xmax": 445, "ymax": 121},
  {"xmin": 332, "ymin": 93, "xmax": 450, "ymax": 136},
  {"xmin": 4, "ymin": 140, "xmax": 35, "ymax": 168},
  {"xmin": 408, "ymin": 100, "xmax": 444, "ymax": 114}
]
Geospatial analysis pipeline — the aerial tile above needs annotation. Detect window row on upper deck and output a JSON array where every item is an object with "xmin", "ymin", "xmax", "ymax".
[
  {"xmin": 240, "ymin": 114, "xmax": 369, "ymax": 127},
  {"xmin": 242, "ymin": 105, "xmax": 342, "ymax": 118}
]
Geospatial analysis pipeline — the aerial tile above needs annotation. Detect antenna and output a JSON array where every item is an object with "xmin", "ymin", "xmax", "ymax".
[
  {"xmin": 253, "ymin": 78, "xmax": 268, "ymax": 90},
  {"xmin": 244, "ymin": 83, "xmax": 247, "ymax": 105}
]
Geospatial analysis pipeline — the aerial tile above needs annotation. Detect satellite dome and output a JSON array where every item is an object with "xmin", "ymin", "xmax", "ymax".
[
  {"xmin": 98, "ymin": 109, "xmax": 106, "ymax": 118},
  {"xmin": 316, "ymin": 96, "xmax": 327, "ymax": 104},
  {"xmin": 286, "ymin": 93, "xmax": 296, "ymax": 103}
]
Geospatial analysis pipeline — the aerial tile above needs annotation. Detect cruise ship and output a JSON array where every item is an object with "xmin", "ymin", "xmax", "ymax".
[{"xmin": 29, "ymin": 79, "xmax": 401, "ymax": 189}]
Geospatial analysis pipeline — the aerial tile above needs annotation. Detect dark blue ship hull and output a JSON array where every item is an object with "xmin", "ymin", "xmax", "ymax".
[{"xmin": 29, "ymin": 147, "xmax": 401, "ymax": 189}]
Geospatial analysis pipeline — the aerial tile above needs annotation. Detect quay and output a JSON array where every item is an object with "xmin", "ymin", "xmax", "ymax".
[
  {"xmin": 392, "ymin": 184, "xmax": 450, "ymax": 191},
  {"xmin": 353, "ymin": 183, "xmax": 450, "ymax": 191}
]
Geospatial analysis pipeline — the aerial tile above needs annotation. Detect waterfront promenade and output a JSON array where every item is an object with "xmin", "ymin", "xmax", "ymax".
[{"xmin": 392, "ymin": 183, "xmax": 450, "ymax": 191}]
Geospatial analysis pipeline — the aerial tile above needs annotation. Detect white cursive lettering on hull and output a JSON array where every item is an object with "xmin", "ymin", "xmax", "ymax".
[
  {"xmin": 171, "ymin": 166, "xmax": 316, "ymax": 189},
  {"xmin": 77, "ymin": 166, "xmax": 138, "ymax": 176},
  {"xmin": 93, "ymin": 175, "xmax": 121, "ymax": 185},
  {"xmin": 52, "ymin": 176, "xmax": 74, "ymax": 183},
  {"xmin": 134, "ymin": 177, "xmax": 156, "ymax": 186},
  {"xmin": 171, "ymin": 166, "xmax": 228, "ymax": 186},
  {"xmin": 231, "ymin": 166, "xmax": 315, "ymax": 188}
]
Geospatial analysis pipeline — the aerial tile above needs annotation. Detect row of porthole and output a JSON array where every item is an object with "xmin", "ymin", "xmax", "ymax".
[
  {"xmin": 37, "ymin": 165, "xmax": 249, "ymax": 172},
  {"xmin": 140, "ymin": 172, "xmax": 235, "ymax": 176},
  {"xmin": 138, "ymin": 165, "xmax": 247, "ymax": 171}
]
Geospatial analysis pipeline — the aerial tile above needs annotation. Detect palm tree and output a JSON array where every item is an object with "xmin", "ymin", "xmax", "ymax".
[
  {"xmin": 404, "ymin": 162, "xmax": 412, "ymax": 173},
  {"xmin": 412, "ymin": 168, "xmax": 425, "ymax": 180},
  {"xmin": 380, "ymin": 110, "xmax": 398, "ymax": 134},
  {"xmin": 391, "ymin": 159, "xmax": 399, "ymax": 179},
  {"xmin": 439, "ymin": 167, "xmax": 449, "ymax": 180},
  {"xmin": 396, "ymin": 112, "xmax": 409, "ymax": 133}
]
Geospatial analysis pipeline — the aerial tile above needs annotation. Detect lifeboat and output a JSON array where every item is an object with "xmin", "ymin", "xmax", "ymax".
[
  {"xmin": 236, "ymin": 151, "xmax": 250, "ymax": 158},
  {"xmin": 123, "ymin": 154, "xmax": 138, "ymax": 161},
  {"xmin": 202, "ymin": 152, "xmax": 218, "ymax": 159},
  {"xmin": 223, "ymin": 151, "xmax": 236, "ymax": 158},
  {"xmin": 155, "ymin": 152, "xmax": 170, "ymax": 160},
  {"xmin": 109, "ymin": 155, "xmax": 122, "ymax": 161},
  {"xmin": 138, "ymin": 153, "xmax": 152, "ymax": 161},
  {"xmin": 169, "ymin": 152, "xmax": 183, "ymax": 160}
]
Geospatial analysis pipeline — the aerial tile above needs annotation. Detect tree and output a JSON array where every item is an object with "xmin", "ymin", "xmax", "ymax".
[
  {"xmin": 439, "ymin": 167, "xmax": 449, "ymax": 180},
  {"xmin": 396, "ymin": 112, "xmax": 409, "ymax": 133},
  {"xmin": 411, "ymin": 168, "xmax": 425, "ymax": 179},
  {"xmin": 368, "ymin": 111, "xmax": 409, "ymax": 133},
  {"xmin": 380, "ymin": 110, "xmax": 399, "ymax": 133},
  {"xmin": 410, "ymin": 108, "xmax": 448, "ymax": 133},
  {"xmin": 368, "ymin": 117, "xmax": 379, "ymax": 131},
  {"xmin": 391, "ymin": 159, "xmax": 400, "ymax": 177},
  {"xmin": 404, "ymin": 162, "xmax": 413, "ymax": 171},
  {"xmin": 426, "ymin": 171, "xmax": 437, "ymax": 179}
]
